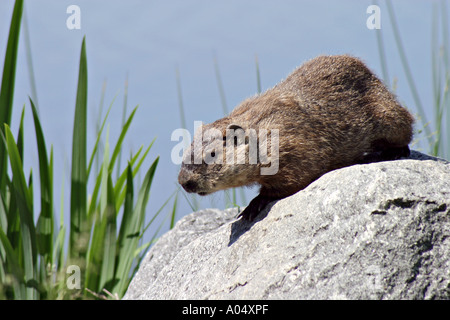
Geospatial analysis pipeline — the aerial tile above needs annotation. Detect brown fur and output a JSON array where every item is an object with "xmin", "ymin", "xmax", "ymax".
[{"xmin": 178, "ymin": 55, "xmax": 414, "ymax": 221}]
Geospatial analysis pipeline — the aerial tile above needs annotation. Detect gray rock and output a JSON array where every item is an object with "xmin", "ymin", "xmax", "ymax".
[{"xmin": 124, "ymin": 151, "xmax": 450, "ymax": 300}]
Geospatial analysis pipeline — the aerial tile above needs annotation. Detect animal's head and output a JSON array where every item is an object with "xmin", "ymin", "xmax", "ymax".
[{"xmin": 178, "ymin": 121, "xmax": 262, "ymax": 196}]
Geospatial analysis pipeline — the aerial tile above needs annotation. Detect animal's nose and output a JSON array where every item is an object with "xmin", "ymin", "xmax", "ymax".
[
  {"xmin": 178, "ymin": 169, "xmax": 197, "ymax": 193},
  {"xmin": 181, "ymin": 180, "xmax": 198, "ymax": 193}
]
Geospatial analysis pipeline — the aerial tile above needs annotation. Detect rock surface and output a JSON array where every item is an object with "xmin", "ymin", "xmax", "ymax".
[{"xmin": 124, "ymin": 151, "xmax": 450, "ymax": 300}]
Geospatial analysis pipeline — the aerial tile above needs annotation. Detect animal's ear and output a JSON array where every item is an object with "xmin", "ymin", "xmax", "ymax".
[
  {"xmin": 225, "ymin": 124, "xmax": 248, "ymax": 146},
  {"xmin": 223, "ymin": 124, "xmax": 244, "ymax": 140},
  {"xmin": 227, "ymin": 124, "xmax": 244, "ymax": 131}
]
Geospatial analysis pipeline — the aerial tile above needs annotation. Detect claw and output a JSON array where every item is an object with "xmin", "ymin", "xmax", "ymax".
[{"xmin": 238, "ymin": 194, "xmax": 276, "ymax": 221}]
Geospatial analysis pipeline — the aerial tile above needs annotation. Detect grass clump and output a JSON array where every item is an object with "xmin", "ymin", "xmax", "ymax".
[{"xmin": 0, "ymin": 0, "xmax": 170, "ymax": 299}]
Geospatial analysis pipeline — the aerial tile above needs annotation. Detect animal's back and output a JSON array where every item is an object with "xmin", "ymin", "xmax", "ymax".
[{"xmin": 235, "ymin": 55, "xmax": 413, "ymax": 170}]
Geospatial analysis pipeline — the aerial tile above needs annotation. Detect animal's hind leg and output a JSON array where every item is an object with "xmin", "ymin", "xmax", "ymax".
[
  {"xmin": 380, "ymin": 144, "xmax": 410, "ymax": 160},
  {"xmin": 358, "ymin": 139, "xmax": 410, "ymax": 164}
]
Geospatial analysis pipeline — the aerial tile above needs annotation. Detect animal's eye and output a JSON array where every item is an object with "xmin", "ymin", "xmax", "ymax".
[
  {"xmin": 233, "ymin": 136, "xmax": 250, "ymax": 146},
  {"xmin": 211, "ymin": 151, "xmax": 216, "ymax": 158}
]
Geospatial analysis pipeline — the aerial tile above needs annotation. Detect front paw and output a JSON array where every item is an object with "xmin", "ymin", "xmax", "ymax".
[{"xmin": 238, "ymin": 195, "xmax": 276, "ymax": 221}]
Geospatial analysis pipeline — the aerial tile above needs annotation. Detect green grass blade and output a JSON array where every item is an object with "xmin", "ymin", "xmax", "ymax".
[
  {"xmin": 85, "ymin": 210, "xmax": 104, "ymax": 292},
  {"xmin": 87, "ymin": 165, "xmax": 103, "ymax": 221},
  {"xmin": 54, "ymin": 161, "xmax": 67, "ymax": 273},
  {"xmin": 113, "ymin": 145, "xmax": 143, "ymax": 200},
  {"xmin": 94, "ymin": 80, "xmax": 108, "ymax": 176},
  {"xmin": 70, "ymin": 36, "xmax": 88, "ymax": 266},
  {"xmin": 232, "ymin": 189, "xmax": 236, "ymax": 208},
  {"xmin": 436, "ymin": 1, "xmax": 450, "ymax": 159},
  {"xmin": 255, "ymin": 54, "xmax": 262, "ymax": 94},
  {"xmin": 141, "ymin": 184, "xmax": 176, "ymax": 236},
  {"xmin": 108, "ymin": 106, "xmax": 138, "ymax": 173},
  {"xmin": 138, "ymin": 196, "xmax": 181, "ymax": 275},
  {"xmin": 116, "ymin": 74, "xmax": 129, "ymax": 181},
  {"xmin": 17, "ymin": 106, "xmax": 25, "ymax": 161},
  {"xmin": 169, "ymin": 193, "xmax": 178, "ymax": 229},
  {"xmin": 132, "ymin": 241, "xmax": 150, "ymax": 262},
  {"xmin": 135, "ymin": 156, "xmax": 159, "ymax": 223},
  {"xmin": 23, "ymin": 5, "xmax": 39, "ymax": 113},
  {"xmin": 440, "ymin": 0, "xmax": 450, "ymax": 71},
  {"xmin": 0, "ymin": 0, "xmax": 23, "ymax": 193},
  {"xmin": 431, "ymin": 4, "xmax": 441, "ymax": 104},
  {"xmin": 87, "ymin": 94, "xmax": 116, "ymax": 180},
  {"xmin": 175, "ymin": 66, "xmax": 187, "ymax": 130},
  {"xmin": 180, "ymin": 187, "xmax": 197, "ymax": 212},
  {"xmin": 134, "ymin": 157, "xmax": 160, "ymax": 238},
  {"xmin": 3, "ymin": 124, "xmax": 37, "ymax": 299},
  {"xmin": 0, "ymin": 226, "xmax": 26, "ymax": 299},
  {"xmin": 116, "ymin": 164, "xmax": 134, "ymax": 254},
  {"xmin": 112, "ymin": 165, "xmax": 135, "ymax": 296},
  {"xmin": 99, "ymin": 126, "xmax": 111, "ymax": 217},
  {"xmin": 27, "ymin": 168, "xmax": 33, "ymax": 215},
  {"xmin": 175, "ymin": 67, "xmax": 199, "ymax": 211},
  {"xmin": 385, "ymin": 0, "xmax": 432, "ymax": 145},
  {"xmin": 431, "ymin": 4, "xmax": 443, "ymax": 156},
  {"xmin": 0, "ymin": 185, "xmax": 7, "ymax": 232},
  {"xmin": 373, "ymin": 0, "xmax": 389, "ymax": 86},
  {"xmin": 131, "ymin": 141, "xmax": 155, "ymax": 177},
  {"xmin": 439, "ymin": 0, "xmax": 450, "ymax": 159},
  {"xmin": 85, "ymin": 126, "xmax": 111, "ymax": 293},
  {"xmin": 113, "ymin": 157, "xmax": 159, "ymax": 297},
  {"xmin": 213, "ymin": 53, "xmax": 228, "ymax": 114},
  {"xmin": 99, "ymin": 173, "xmax": 117, "ymax": 292},
  {"xmin": 30, "ymin": 98, "xmax": 54, "ymax": 261},
  {"xmin": 4, "ymin": 177, "xmax": 20, "ymax": 251},
  {"xmin": 114, "ymin": 140, "xmax": 154, "ymax": 212},
  {"xmin": 52, "ymin": 224, "xmax": 66, "ymax": 272}
]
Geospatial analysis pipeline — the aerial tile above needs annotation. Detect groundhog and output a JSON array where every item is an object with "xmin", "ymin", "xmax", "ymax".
[{"xmin": 178, "ymin": 55, "xmax": 414, "ymax": 221}]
